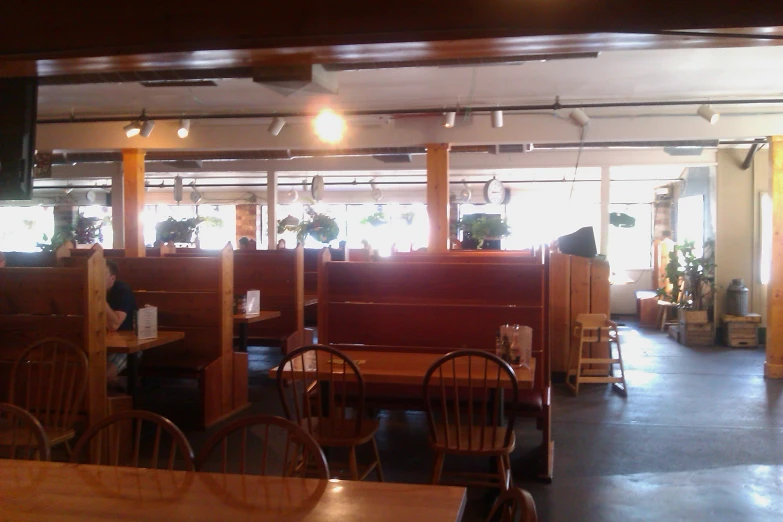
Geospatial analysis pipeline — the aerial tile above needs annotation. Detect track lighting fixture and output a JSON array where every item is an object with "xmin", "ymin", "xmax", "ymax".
[
  {"xmin": 697, "ymin": 105, "xmax": 720, "ymax": 124},
  {"xmin": 491, "ymin": 110, "xmax": 503, "ymax": 129},
  {"xmin": 123, "ymin": 121, "xmax": 142, "ymax": 137},
  {"xmin": 140, "ymin": 119, "xmax": 155, "ymax": 138},
  {"xmin": 268, "ymin": 117, "xmax": 286, "ymax": 136},
  {"xmin": 443, "ymin": 111, "xmax": 456, "ymax": 128},
  {"xmin": 177, "ymin": 119, "xmax": 191, "ymax": 138},
  {"xmin": 569, "ymin": 108, "xmax": 590, "ymax": 128}
]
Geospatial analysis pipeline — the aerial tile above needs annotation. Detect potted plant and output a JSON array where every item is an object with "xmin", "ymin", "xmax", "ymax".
[
  {"xmin": 457, "ymin": 214, "xmax": 510, "ymax": 250},
  {"xmin": 361, "ymin": 210, "xmax": 388, "ymax": 227},
  {"xmin": 279, "ymin": 208, "xmax": 339, "ymax": 244},
  {"xmin": 73, "ymin": 214, "xmax": 105, "ymax": 245},
  {"xmin": 400, "ymin": 210, "xmax": 416, "ymax": 225},
  {"xmin": 155, "ymin": 217, "xmax": 202, "ymax": 244}
]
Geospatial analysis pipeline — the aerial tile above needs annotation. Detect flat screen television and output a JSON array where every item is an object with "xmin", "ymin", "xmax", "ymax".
[
  {"xmin": 558, "ymin": 226, "xmax": 597, "ymax": 258},
  {"xmin": 0, "ymin": 78, "xmax": 37, "ymax": 200}
]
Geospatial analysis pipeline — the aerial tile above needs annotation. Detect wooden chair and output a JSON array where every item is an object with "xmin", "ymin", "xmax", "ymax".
[
  {"xmin": 423, "ymin": 350, "xmax": 518, "ymax": 491},
  {"xmin": 196, "ymin": 414, "xmax": 329, "ymax": 478},
  {"xmin": 276, "ymin": 345, "xmax": 383, "ymax": 481},
  {"xmin": 9, "ymin": 338, "xmax": 89, "ymax": 456},
  {"xmin": 566, "ymin": 314, "xmax": 627, "ymax": 397},
  {"xmin": 0, "ymin": 402, "xmax": 51, "ymax": 461},
  {"xmin": 486, "ymin": 487, "xmax": 539, "ymax": 522},
  {"xmin": 70, "ymin": 410, "xmax": 195, "ymax": 471}
]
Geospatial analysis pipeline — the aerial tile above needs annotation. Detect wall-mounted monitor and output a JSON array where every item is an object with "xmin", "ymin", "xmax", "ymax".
[{"xmin": 0, "ymin": 78, "xmax": 37, "ymax": 200}]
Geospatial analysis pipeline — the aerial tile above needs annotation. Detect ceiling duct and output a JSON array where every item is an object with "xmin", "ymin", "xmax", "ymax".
[
  {"xmin": 252, "ymin": 64, "xmax": 338, "ymax": 96},
  {"xmin": 165, "ymin": 160, "xmax": 204, "ymax": 169},
  {"xmin": 372, "ymin": 154, "xmax": 413, "ymax": 163}
]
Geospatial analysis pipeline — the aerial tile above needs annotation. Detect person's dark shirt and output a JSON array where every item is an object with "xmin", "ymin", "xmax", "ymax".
[{"xmin": 107, "ymin": 280, "xmax": 137, "ymax": 331}]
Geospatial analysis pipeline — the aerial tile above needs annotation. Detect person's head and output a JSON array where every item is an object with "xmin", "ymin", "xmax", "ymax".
[
  {"xmin": 277, "ymin": 239, "xmax": 286, "ymax": 249},
  {"xmin": 0, "ymin": 252, "xmax": 5, "ymax": 268},
  {"xmin": 238, "ymin": 237, "xmax": 250, "ymax": 250},
  {"xmin": 248, "ymin": 239, "xmax": 257, "ymax": 251},
  {"xmin": 105, "ymin": 259, "xmax": 119, "ymax": 290}
]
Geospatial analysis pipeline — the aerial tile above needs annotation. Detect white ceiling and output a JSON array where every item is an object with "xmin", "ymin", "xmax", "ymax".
[{"xmin": 38, "ymin": 46, "xmax": 783, "ymax": 119}]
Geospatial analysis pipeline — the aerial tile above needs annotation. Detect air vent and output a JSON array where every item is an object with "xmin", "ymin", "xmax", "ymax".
[{"xmin": 372, "ymin": 154, "xmax": 412, "ymax": 163}]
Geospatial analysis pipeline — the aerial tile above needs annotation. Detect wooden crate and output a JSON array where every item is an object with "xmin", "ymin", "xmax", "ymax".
[
  {"xmin": 724, "ymin": 322, "xmax": 759, "ymax": 348},
  {"xmin": 680, "ymin": 322, "xmax": 714, "ymax": 346},
  {"xmin": 678, "ymin": 309, "xmax": 708, "ymax": 324}
]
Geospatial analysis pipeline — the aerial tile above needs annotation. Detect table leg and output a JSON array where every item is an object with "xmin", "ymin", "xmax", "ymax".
[
  {"xmin": 127, "ymin": 353, "xmax": 139, "ymax": 407},
  {"xmin": 239, "ymin": 323, "xmax": 249, "ymax": 353}
]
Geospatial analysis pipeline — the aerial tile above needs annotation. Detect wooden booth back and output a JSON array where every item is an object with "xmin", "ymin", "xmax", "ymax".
[{"xmin": 0, "ymin": 247, "xmax": 107, "ymax": 430}]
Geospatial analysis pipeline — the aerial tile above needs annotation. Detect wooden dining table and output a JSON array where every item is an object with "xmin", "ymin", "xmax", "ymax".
[
  {"xmin": 106, "ymin": 330, "xmax": 185, "ymax": 405},
  {"xmin": 0, "ymin": 460, "xmax": 467, "ymax": 521},
  {"xmin": 233, "ymin": 311, "xmax": 282, "ymax": 352}
]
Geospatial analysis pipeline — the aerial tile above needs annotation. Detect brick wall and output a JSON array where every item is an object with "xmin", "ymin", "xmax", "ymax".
[{"xmin": 235, "ymin": 204, "xmax": 258, "ymax": 245}]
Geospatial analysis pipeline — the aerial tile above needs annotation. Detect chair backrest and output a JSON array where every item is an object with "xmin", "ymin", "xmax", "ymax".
[
  {"xmin": 423, "ymin": 350, "xmax": 519, "ymax": 450},
  {"xmin": 276, "ymin": 345, "xmax": 365, "ymax": 440},
  {"xmin": 70, "ymin": 410, "xmax": 195, "ymax": 470},
  {"xmin": 0, "ymin": 402, "xmax": 51, "ymax": 461},
  {"xmin": 485, "ymin": 487, "xmax": 538, "ymax": 522},
  {"xmin": 196, "ymin": 414, "xmax": 329, "ymax": 478},
  {"xmin": 9, "ymin": 338, "xmax": 89, "ymax": 432},
  {"xmin": 575, "ymin": 313, "xmax": 608, "ymax": 328}
]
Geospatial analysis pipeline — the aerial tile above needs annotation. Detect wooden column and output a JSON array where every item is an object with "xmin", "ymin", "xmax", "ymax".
[
  {"xmin": 122, "ymin": 149, "xmax": 145, "ymax": 257},
  {"xmin": 766, "ymin": 137, "xmax": 783, "ymax": 378},
  {"xmin": 111, "ymin": 162, "xmax": 124, "ymax": 248},
  {"xmin": 427, "ymin": 143, "xmax": 450, "ymax": 252},
  {"xmin": 267, "ymin": 171, "xmax": 278, "ymax": 249}
]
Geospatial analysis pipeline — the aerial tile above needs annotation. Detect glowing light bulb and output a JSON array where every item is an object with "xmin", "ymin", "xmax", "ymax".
[{"xmin": 313, "ymin": 108, "xmax": 346, "ymax": 144}]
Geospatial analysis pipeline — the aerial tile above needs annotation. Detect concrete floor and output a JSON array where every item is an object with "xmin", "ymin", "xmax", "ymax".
[{"xmin": 142, "ymin": 320, "xmax": 783, "ymax": 521}]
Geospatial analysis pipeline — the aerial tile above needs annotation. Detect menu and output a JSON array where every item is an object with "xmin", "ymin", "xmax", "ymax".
[{"xmin": 135, "ymin": 306, "xmax": 158, "ymax": 340}]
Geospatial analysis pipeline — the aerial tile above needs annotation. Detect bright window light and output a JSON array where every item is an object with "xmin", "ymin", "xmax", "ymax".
[{"xmin": 760, "ymin": 193, "xmax": 772, "ymax": 285}]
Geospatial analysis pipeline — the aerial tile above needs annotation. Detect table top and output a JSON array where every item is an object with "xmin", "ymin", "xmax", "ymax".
[
  {"xmin": 0, "ymin": 461, "xmax": 467, "ymax": 522},
  {"xmin": 233, "ymin": 310, "xmax": 281, "ymax": 324},
  {"xmin": 270, "ymin": 349, "xmax": 535, "ymax": 389},
  {"xmin": 106, "ymin": 330, "xmax": 185, "ymax": 354}
]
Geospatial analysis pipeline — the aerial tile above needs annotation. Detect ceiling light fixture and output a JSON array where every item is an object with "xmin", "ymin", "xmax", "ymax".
[
  {"xmin": 123, "ymin": 121, "xmax": 142, "ymax": 138},
  {"xmin": 491, "ymin": 110, "xmax": 504, "ymax": 129},
  {"xmin": 443, "ymin": 111, "xmax": 456, "ymax": 128},
  {"xmin": 140, "ymin": 119, "xmax": 155, "ymax": 138},
  {"xmin": 313, "ymin": 108, "xmax": 346, "ymax": 144},
  {"xmin": 177, "ymin": 119, "xmax": 191, "ymax": 138},
  {"xmin": 268, "ymin": 117, "xmax": 286, "ymax": 136},
  {"xmin": 697, "ymin": 105, "xmax": 720, "ymax": 124},
  {"xmin": 569, "ymin": 108, "xmax": 590, "ymax": 128}
]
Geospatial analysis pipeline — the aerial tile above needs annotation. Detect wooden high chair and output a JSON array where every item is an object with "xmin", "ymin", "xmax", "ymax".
[{"xmin": 566, "ymin": 314, "xmax": 627, "ymax": 397}]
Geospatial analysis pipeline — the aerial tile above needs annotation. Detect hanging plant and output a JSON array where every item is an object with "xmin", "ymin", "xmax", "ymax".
[
  {"xmin": 401, "ymin": 210, "xmax": 416, "ymax": 225},
  {"xmin": 37, "ymin": 227, "xmax": 75, "ymax": 252},
  {"xmin": 361, "ymin": 210, "xmax": 388, "ymax": 227},
  {"xmin": 609, "ymin": 212, "xmax": 636, "ymax": 228},
  {"xmin": 457, "ymin": 214, "xmax": 510, "ymax": 241},
  {"xmin": 279, "ymin": 208, "xmax": 339, "ymax": 244},
  {"xmin": 277, "ymin": 215, "xmax": 300, "ymax": 234},
  {"xmin": 155, "ymin": 217, "xmax": 203, "ymax": 244},
  {"xmin": 73, "ymin": 214, "xmax": 104, "ymax": 244}
]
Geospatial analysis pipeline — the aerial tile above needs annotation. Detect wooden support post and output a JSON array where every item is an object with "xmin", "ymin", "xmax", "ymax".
[
  {"xmin": 427, "ymin": 143, "xmax": 450, "ymax": 252},
  {"xmin": 111, "ymin": 162, "xmax": 125, "ymax": 249},
  {"xmin": 766, "ymin": 137, "xmax": 783, "ymax": 378},
  {"xmin": 267, "ymin": 171, "xmax": 278, "ymax": 249},
  {"xmin": 122, "ymin": 150, "xmax": 145, "ymax": 257}
]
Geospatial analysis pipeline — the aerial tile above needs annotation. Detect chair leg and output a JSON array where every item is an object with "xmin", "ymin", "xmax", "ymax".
[
  {"xmin": 64, "ymin": 440, "xmax": 72, "ymax": 458},
  {"xmin": 348, "ymin": 446, "xmax": 359, "ymax": 481},
  {"xmin": 497, "ymin": 453, "xmax": 510, "ymax": 491},
  {"xmin": 573, "ymin": 339, "xmax": 586, "ymax": 396},
  {"xmin": 431, "ymin": 451, "xmax": 445, "ymax": 485},
  {"xmin": 371, "ymin": 438, "xmax": 384, "ymax": 482}
]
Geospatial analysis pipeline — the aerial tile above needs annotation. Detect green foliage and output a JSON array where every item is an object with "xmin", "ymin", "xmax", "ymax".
[
  {"xmin": 73, "ymin": 214, "xmax": 104, "ymax": 244},
  {"xmin": 361, "ymin": 210, "xmax": 388, "ymax": 227},
  {"xmin": 457, "ymin": 215, "xmax": 511, "ymax": 241},
  {"xmin": 657, "ymin": 240, "xmax": 716, "ymax": 311},
  {"xmin": 400, "ymin": 211, "xmax": 416, "ymax": 225},
  {"xmin": 155, "ymin": 217, "xmax": 202, "ymax": 243},
  {"xmin": 279, "ymin": 208, "xmax": 339, "ymax": 245},
  {"xmin": 37, "ymin": 227, "xmax": 74, "ymax": 252},
  {"xmin": 277, "ymin": 215, "xmax": 300, "ymax": 234}
]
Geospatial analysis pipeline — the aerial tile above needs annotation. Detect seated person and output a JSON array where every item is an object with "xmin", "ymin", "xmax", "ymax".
[
  {"xmin": 105, "ymin": 259, "xmax": 137, "ymax": 383},
  {"xmin": 237, "ymin": 237, "xmax": 250, "ymax": 251}
]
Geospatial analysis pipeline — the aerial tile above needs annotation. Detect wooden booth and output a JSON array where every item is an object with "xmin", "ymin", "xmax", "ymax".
[{"xmin": 111, "ymin": 244, "xmax": 246, "ymax": 428}]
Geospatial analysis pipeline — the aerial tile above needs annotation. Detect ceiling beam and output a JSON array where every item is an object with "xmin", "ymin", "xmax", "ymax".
[{"xmin": 2, "ymin": 2, "xmax": 783, "ymax": 78}]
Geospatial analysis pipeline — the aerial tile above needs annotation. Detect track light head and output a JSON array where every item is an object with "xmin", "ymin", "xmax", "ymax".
[
  {"xmin": 491, "ymin": 110, "xmax": 503, "ymax": 129},
  {"xmin": 442, "ymin": 111, "xmax": 456, "ymax": 128},
  {"xmin": 177, "ymin": 119, "xmax": 191, "ymax": 138},
  {"xmin": 569, "ymin": 108, "xmax": 590, "ymax": 128},
  {"xmin": 268, "ymin": 117, "xmax": 286, "ymax": 136},
  {"xmin": 697, "ymin": 105, "xmax": 720, "ymax": 124},
  {"xmin": 140, "ymin": 119, "xmax": 155, "ymax": 138},
  {"xmin": 123, "ymin": 121, "xmax": 142, "ymax": 138}
]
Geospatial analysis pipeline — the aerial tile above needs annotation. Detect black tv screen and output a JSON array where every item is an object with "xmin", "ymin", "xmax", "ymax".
[{"xmin": 0, "ymin": 78, "xmax": 37, "ymax": 200}]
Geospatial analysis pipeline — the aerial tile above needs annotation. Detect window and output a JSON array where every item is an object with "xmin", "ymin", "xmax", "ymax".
[
  {"xmin": 677, "ymin": 195, "xmax": 705, "ymax": 255},
  {"xmin": 78, "ymin": 205, "xmax": 113, "ymax": 247},
  {"xmin": 0, "ymin": 206, "xmax": 54, "ymax": 252},
  {"xmin": 608, "ymin": 203, "xmax": 653, "ymax": 269}
]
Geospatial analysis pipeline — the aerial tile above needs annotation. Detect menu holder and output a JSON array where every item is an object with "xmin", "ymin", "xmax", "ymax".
[
  {"xmin": 246, "ymin": 289, "xmax": 261, "ymax": 314},
  {"xmin": 135, "ymin": 306, "xmax": 158, "ymax": 340}
]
